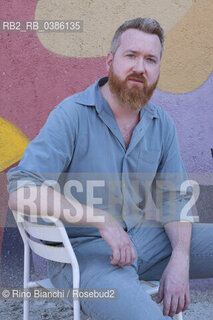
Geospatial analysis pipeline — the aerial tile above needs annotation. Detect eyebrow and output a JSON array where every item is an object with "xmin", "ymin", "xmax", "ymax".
[
  {"xmin": 147, "ymin": 54, "xmax": 158, "ymax": 60},
  {"xmin": 123, "ymin": 50, "xmax": 138, "ymax": 54}
]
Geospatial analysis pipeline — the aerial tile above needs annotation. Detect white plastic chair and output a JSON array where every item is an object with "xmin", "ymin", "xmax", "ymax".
[
  {"xmin": 12, "ymin": 210, "xmax": 84, "ymax": 320},
  {"xmin": 12, "ymin": 210, "xmax": 183, "ymax": 320},
  {"xmin": 140, "ymin": 280, "xmax": 183, "ymax": 320}
]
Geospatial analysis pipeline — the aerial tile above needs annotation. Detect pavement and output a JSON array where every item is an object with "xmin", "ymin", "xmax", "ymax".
[{"xmin": 0, "ymin": 281, "xmax": 213, "ymax": 319}]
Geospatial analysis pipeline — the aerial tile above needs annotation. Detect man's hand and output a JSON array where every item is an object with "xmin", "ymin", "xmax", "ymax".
[
  {"xmin": 157, "ymin": 250, "xmax": 190, "ymax": 318},
  {"xmin": 98, "ymin": 224, "xmax": 136, "ymax": 266}
]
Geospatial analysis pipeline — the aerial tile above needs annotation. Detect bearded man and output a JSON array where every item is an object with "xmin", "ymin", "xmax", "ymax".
[{"xmin": 8, "ymin": 18, "xmax": 213, "ymax": 320}]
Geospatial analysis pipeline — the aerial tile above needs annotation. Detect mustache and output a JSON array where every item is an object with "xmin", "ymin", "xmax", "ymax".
[{"xmin": 126, "ymin": 73, "xmax": 147, "ymax": 83}]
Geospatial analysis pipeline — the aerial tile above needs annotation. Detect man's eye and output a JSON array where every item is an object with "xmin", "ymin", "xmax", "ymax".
[
  {"xmin": 126, "ymin": 54, "xmax": 135, "ymax": 58},
  {"xmin": 147, "ymin": 58, "xmax": 156, "ymax": 63}
]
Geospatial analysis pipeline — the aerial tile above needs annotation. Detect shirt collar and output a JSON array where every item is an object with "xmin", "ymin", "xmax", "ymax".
[{"xmin": 74, "ymin": 76, "xmax": 159, "ymax": 119}]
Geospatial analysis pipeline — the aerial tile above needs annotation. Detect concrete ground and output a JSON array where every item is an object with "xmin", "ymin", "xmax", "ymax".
[{"xmin": 0, "ymin": 279, "xmax": 213, "ymax": 319}]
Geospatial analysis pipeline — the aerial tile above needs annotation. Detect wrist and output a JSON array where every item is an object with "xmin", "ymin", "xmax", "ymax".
[
  {"xmin": 89, "ymin": 209, "xmax": 119, "ymax": 230},
  {"xmin": 171, "ymin": 247, "xmax": 190, "ymax": 259}
]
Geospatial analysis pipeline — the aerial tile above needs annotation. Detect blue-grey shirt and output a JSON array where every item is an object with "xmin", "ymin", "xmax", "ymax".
[{"xmin": 7, "ymin": 77, "xmax": 192, "ymax": 237}]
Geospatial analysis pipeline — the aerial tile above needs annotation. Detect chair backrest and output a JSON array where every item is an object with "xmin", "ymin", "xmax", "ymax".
[
  {"xmin": 12, "ymin": 210, "xmax": 81, "ymax": 320},
  {"xmin": 12, "ymin": 211, "xmax": 79, "ymax": 267}
]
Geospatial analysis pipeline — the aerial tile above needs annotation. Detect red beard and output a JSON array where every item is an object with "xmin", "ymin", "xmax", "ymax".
[{"xmin": 108, "ymin": 66, "xmax": 159, "ymax": 110}]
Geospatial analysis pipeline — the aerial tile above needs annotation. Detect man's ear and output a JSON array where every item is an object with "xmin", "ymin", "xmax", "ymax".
[{"xmin": 106, "ymin": 52, "xmax": 113, "ymax": 72}]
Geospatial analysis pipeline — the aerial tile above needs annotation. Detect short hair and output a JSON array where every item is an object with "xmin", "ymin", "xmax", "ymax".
[{"xmin": 110, "ymin": 17, "xmax": 165, "ymax": 58}]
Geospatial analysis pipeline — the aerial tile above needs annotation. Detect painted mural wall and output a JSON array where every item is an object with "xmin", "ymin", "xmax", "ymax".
[{"xmin": 0, "ymin": 0, "xmax": 212, "ymax": 272}]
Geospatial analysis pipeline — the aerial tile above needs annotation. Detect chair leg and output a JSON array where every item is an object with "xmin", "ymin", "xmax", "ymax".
[
  {"xmin": 72, "ymin": 262, "xmax": 81, "ymax": 320},
  {"xmin": 73, "ymin": 299, "xmax": 81, "ymax": 320},
  {"xmin": 176, "ymin": 312, "xmax": 183, "ymax": 320},
  {"xmin": 23, "ymin": 299, "xmax": 29, "ymax": 320},
  {"xmin": 23, "ymin": 244, "xmax": 30, "ymax": 320}
]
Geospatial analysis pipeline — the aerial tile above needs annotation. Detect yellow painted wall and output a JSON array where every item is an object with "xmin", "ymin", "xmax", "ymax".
[{"xmin": 0, "ymin": 117, "xmax": 29, "ymax": 172}]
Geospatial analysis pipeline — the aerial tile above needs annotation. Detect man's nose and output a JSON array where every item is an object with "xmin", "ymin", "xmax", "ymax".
[{"xmin": 132, "ymin": 58, "xmax": 145, "ymax": 73}]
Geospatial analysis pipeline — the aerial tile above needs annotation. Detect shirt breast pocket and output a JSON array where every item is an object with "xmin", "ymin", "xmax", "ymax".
[{"xmin": 137, "ymin": 150, "xmax": 161, "ymax": 174}]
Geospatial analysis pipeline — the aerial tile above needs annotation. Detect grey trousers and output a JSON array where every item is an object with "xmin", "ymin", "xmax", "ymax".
[{"xmin": 48, "ymin": 221, "xmax": 213, "ymax": 320}]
